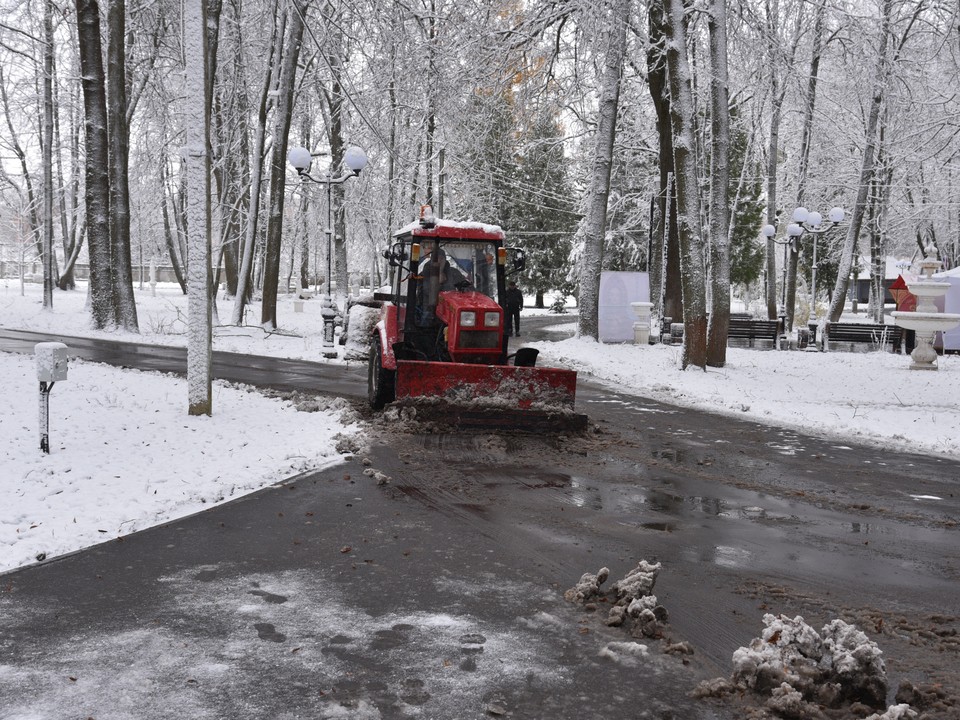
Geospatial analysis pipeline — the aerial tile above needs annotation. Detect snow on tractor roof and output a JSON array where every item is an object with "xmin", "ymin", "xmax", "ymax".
[{"xmin": 394, "ymin": 217, "xmax": 505, "ymax": 241}]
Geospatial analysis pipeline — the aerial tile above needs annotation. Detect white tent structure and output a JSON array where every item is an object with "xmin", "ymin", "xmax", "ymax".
[{"xmin": 935, "ymin": 266, "xmax": 960, "ymax": 352}]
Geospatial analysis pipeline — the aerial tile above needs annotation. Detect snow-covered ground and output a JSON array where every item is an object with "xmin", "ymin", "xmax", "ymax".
[
  {"xmin": 533, "ymin": 330, "xmax": 960, "ymax": 459},
  {"xmin": 2, "ymin": 279, "xmax": 958, "ymax": 574}
]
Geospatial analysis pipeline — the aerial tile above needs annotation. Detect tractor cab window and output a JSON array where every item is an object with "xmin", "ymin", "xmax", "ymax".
[
  {"xmin": 417, "ymin": 241, "xmax": 498, "ymax": 300},
  {"xmin": 408, "ymin": 240, "xmax": 499, "ymax": 328}
]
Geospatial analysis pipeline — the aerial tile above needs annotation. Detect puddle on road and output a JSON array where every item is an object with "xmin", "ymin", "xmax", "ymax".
[
  {"xmin": 848, "ymin": 522, "xmax": 908, "ymax": 536},
  {"xmin": 569, "ymin": 477, "xmax": 603, "ymax": 510},
  {"xmin": 612, "ymin": 487, "xmax": 728, "ymax": 520},
  {"xmin": 462, "ymin": 465, "xmax": 960, "ymax": 589},
  {"xmin": 500, "ymin": 468, "xmax": 953, "ymax": 568},
  {"xmin": 681, "ymin": 544, "xmax": 754, "ymax": 569},
  {"xmin": 514, "ymin": 469, "xmax": 732, "ymax": 523}
]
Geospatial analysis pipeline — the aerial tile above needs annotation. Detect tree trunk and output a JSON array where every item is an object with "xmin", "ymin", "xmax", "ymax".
[
  {"xmin": 868, "ymin": 120, "xmax": 892, "ymax": 323},
  {"xmin": 106, "ymin": 0, "xmax": 138, "ymax": 331},
  {"xmin": 184, "ymin": 0, "xmax": 212, "ymax": 415},
  {"xmin": 385, "ymin": 30, "xmax": 399, "ymax": 252},
  {"xmin": 321, "ymin": 1, "xmax": 350, "ymax": 306},
  {"xmin": 298, "ymin": 191, "xmax": 311, "ymax": 290},
  {"xmin": 424, "ymin": 0, "xmax": 436, "ymax": 208},
  {"xmin": 232, "ymin": 10, "xmax": 280, "ymax": 323},
  {"xmin": 212, "ymin": 95, "xmax": 241, "ymax": 297},
  {"xmin": 576, "ymin": 0, "xmax": 631, "ymax": 340},
  {"xmin": 76, "ymin": 0, "xmax": 114, "ymax": 329},
  {"xmin": 647, "ymin": 0, "xmax": 682, "ymax": 324},
  {"xmin": 260, "ymin": 2, "xmax": 304, "ymax": 329},
  {"xmin": 59, "ymin": 224, "xmax": 86, "ymax": 282},
  {"xmin": 42, "ymin": 0, "xmax": 55, "ymax": 308},
  {"xmin": 827, "ymin": 0, "xmax": 893, "ymax": 326},
  {"xmin": 56, "ymin": 64, "xmax": 81, "ymax": 291},
  {"xmin": 204, "ymin": 0, "xmax": 223, "ymax": 319},
  {"xmin": 297, "ymin": 117, "xmax": 312, "ymax": 291},
  {"xmin": 765, "ymin": 106, "xmax": 782, "ymax": 320},
  {"xmin": 705, "ymin": 0, "xmax": 731, "ymax": 367},
  {"xmin": 160, "ymin": 152, "xmax": 187, "ymax": 293},
  {"xmin": 664, "ymin": 0, "xmax": 708, "ymax": 369},
  {"xmin": 762, "ymin": 0, "xmax": 801, "ymax": 322}
]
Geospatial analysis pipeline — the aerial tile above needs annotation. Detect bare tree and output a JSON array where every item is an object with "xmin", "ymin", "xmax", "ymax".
[
  {"xmin": 826, "ymin": 0, "xmax": 921, "ymax": 328},
  {"xmin": 752, "ymin": 0, "xmax": 803, "ymax": 321},
  {"xmin": 784, "ymin": 0, "xmax": 826, "ymax": 331},
  {"xmin": 0, "ymin": 67, "xmax": 42, "ymax": 264},
  {"xmin": 663, "ymin": 0, "xmax": 707, "ymax": 369},
  {"xmin": 260, "ymin": 0, "xmax": 305, "ymax": 329},
  {"xmin": 577, "ymin": 0, "xmax": 631, "ymax": 340},
  {"xmin": 705, "ymin": 0, "xmax": 732, "ymax": 367},
  {"xmin": 232, "ymin": 5, "xmax": 281, "ymax": 323},
  {"xmin": 647, "ymin": 0, "xmax": 683, "ymax": 325},
  {"xmin": 56, "ymin": 64, "xmax": 84, "ymax": 291}
]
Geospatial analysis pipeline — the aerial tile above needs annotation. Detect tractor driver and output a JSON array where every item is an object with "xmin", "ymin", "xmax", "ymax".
[
  {"xmin": 418, "ymin": 248, "xmax": 469, "ymax": 325},
  {"xmin": 418, "ymin": 247, "xmax": 450, "ymax": 325}
]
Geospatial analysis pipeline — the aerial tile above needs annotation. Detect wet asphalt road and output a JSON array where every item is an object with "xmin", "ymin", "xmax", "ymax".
[{"xmin": 1, "ymin": 323, "xmax": 958, "ymax": 718}]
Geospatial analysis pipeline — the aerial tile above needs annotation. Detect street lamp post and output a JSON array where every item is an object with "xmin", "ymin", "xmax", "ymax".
[
  {"xmin": 288, "ymin": 145, "xmax": 368, "ymax": 359},
  {"xmin": 762, "ymin": 206, "xmax": 844, "ymax": 344},
  {"xmin": 789, "ymin": 206, "xmax": 845, "ymax": 324}
]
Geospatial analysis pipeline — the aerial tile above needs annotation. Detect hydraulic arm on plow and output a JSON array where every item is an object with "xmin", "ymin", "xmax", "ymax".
[{"xmin": 367, "ymin": 208, "xmax": 586, "ymax": 431}]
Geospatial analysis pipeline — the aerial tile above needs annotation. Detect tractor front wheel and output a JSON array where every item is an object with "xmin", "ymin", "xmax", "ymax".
[{"xmin": 368, "ymin": 337, "xmax": 395, "ymax": 410}]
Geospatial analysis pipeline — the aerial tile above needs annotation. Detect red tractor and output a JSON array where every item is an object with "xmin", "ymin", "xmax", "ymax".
[{"xmin": 368, "ymin": 208, "xmax": 583, "ymax": 428}]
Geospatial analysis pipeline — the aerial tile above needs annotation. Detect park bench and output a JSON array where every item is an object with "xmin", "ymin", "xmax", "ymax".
[
  {"xmin": 727, "ymin": 316, "xmax": 782, "ymax": 349},
  {"xmin": 822, "ymin": 322, "xmax": 902, "ymax": 352},
  {"xmin": 662, "ymin": 315, "xmax": 781, "ymax": 348}
]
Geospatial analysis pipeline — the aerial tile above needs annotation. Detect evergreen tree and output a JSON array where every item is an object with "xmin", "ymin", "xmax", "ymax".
[
  {"xmin": 458, "ymin": 96, "xmax": 576, "ymax": 308},
  {"xmin": 728, "ymin": 123, "xmax": 765, "ymax": 288},
  {"xmin": 508, "ymin": 111, "xmax": 576, "ymax": 307}
]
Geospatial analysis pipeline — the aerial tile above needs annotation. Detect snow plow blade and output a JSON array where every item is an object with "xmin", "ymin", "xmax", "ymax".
[{"xmin": 394, "ymin": 360, "xmax": 587, "ymax": 432}]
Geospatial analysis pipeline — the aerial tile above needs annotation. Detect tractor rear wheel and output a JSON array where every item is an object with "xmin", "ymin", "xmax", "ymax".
[{"xmin": 368, "ymin": 337, "xmax": 395, "ymax": 410}]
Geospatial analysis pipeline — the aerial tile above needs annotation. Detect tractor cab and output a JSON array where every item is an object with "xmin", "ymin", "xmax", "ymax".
[{"xmin": 380, "ymin": 208, "xmax": 525, "ymax": 367}]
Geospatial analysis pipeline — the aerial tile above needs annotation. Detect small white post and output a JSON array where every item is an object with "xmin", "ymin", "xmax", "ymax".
[{"xmin": 35, "ymin": 342, "xmax": 69, "ymax": 454}]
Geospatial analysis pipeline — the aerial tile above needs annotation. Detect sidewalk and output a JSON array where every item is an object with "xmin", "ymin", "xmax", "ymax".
[{"xmin": 0, "ymin": 448, "xmax": 731, "ymax": 719}]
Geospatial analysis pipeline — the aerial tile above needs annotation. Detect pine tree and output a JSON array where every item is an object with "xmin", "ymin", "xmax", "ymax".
[
  {"xmin": 509, "ymin": 111, "xmax": 576, "ymax": 307},
  {"xmin": 728, "ymin": 124, "xmax": 765, "ymax": 288}
]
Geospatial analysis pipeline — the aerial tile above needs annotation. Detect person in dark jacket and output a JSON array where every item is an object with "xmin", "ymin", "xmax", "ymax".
[{"xmin": 505, "ymin": 281, "xmax": 523, "ymax": 337}]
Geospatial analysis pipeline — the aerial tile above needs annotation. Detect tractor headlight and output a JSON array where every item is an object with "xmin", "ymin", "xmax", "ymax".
[
  {"xmin": 484, "ymin": 312, "xmax": 499, "ymax": 328},
  {"xmin": 460, "ymin": 310, "xmax": 477, "ymax": 327}
]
